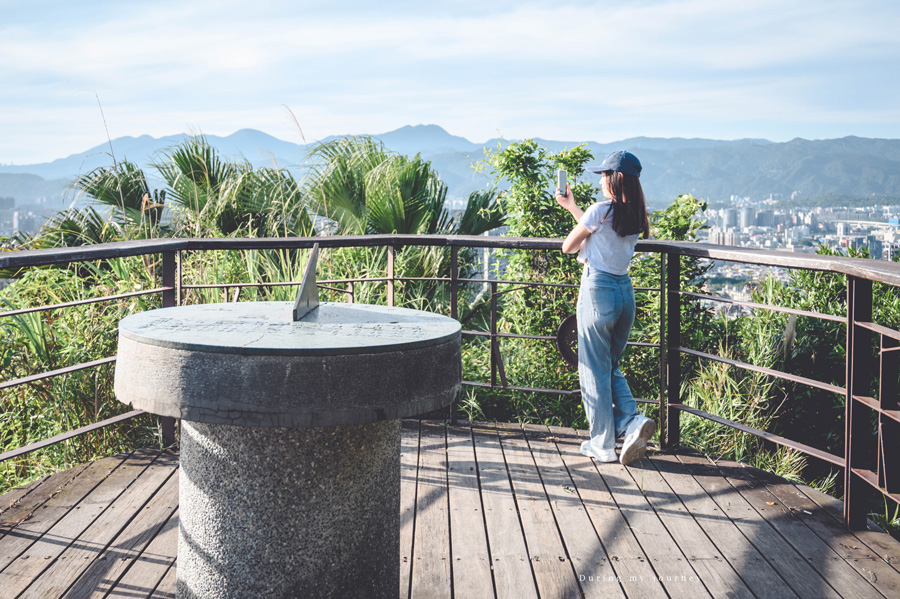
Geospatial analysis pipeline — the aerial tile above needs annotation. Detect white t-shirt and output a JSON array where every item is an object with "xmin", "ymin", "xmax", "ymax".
[{"xmin": 577, "ymin": 201, "xmax": 639, "ymax": 275}]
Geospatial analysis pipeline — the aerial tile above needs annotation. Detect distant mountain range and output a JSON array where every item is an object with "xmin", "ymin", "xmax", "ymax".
[{"xmin": 3, "ymin": 124, "xmax": 900, "ymax": 210}]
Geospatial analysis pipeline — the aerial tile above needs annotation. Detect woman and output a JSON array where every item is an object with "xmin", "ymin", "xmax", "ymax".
[{"xmin": 556, "ymin": 150, "xmax": 656, "ymax": 465}]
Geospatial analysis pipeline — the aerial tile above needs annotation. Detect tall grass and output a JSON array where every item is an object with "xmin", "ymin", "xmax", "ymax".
[{"xmin": 0, "ymin": 262, "xmax": 162, "ymax": 493}]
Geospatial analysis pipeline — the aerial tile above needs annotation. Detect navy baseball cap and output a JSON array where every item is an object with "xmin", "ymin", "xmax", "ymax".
[{"xmin": 590, "ymin": 150, "xmax": 642, "ymax": 178}]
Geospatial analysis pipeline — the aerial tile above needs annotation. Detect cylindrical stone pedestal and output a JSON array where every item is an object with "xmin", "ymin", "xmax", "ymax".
[
  {"xmin": 114, "ymin": 302, "xmax": 461, "ymax": 599},
  {"xmin": 179, "ymin": 420, "xmax": 400, "ymax": 598}
]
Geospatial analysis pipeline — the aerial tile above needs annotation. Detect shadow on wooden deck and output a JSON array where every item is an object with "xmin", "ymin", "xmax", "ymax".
[{"xmin": 1, "ymin": 420, "xmax": 899, "ymax": 598}]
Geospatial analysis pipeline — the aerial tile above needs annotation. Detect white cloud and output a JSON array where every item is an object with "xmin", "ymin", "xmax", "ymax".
[{"xmin": 1, "ymin": 0, "xmax": 899, "ymax": 163}]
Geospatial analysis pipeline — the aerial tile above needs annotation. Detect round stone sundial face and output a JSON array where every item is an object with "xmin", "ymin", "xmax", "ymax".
[{"xmin": 118, "ymin": 301, "xmax": 460, "ymax": 356}]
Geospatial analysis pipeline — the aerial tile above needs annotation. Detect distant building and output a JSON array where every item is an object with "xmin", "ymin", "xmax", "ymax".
[
  {"xmin": 866, "ymin": 236, "xmax": 883, "ymax": 258},
  {"xmin": 12, "ymin": 211, "xmax": 37, "ymax": 236},
  {"xmin": 739, "ymin": 207, "xmax": 755, "ymax": 229},
  {"xmin": 883, "ymin": 242, "xmax": 900, "ymax": 261},
  {"xmin": 708, "ymin": 227, "xmax": 739, "ymax": 246},
  {"xmin": 723, "ymin": 209, "xmax": 738, "ymax": 229}
]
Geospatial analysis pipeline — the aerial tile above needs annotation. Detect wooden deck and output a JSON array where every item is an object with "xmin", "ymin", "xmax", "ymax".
[{"xmin": 1, "ymin": 421, "xmax": 899, "ymax": 598}]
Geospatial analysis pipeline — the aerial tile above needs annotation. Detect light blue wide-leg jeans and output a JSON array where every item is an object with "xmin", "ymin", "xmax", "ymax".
[{"xmin": 577, "ymin": 266, "xmax": 640, "ymax": 454}]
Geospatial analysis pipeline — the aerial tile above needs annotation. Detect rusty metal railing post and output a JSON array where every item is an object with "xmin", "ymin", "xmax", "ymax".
[
  {"xmin": 160, "ymin": 251, "xmax": 178, "ymax": 446},
  {"xmin": 490, "ymin": 282, "xmax": 498, "ymax": 388},
  {"xmin": 387, "ymin": 245, "xmax": 395, "ymax": 307},
  {"xmin": 845, "ymin": 275, "xmax": 873, "ymax": 529},
  {"xmin": 450, "ymin": 246, "xmax": 459, "ymax": 424},
  {"xmin": 176, "ymin": 250, "xmax": 182, "ymax": 306},
  {"xmin": 450, "ymin": 246, "xmax": 459, "ymax": 320},
  {"xmin": 663, "ymin": 251, "xmax": 681, "ymax": 449},
  {"xmin": 658, "ymin": 252, "xmax": 668, "ymax": 447}
]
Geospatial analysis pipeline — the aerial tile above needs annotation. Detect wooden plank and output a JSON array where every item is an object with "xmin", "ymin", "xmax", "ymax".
[
  {"xmin": 763, "ymin": 480, "xmax": 900, "ymax": 596},
  {"xmin": 0, "ymin": 462, "xmax": 93, "ymax": 542},
  {"xmin": 0, "ymin": 476, "xmax": 49, "ymax": 519},
  {"xmin": 0, "ymin": 455, "xmax": 127, "ymax": 573},
  {"xmin": 470, "ymin": 422, "xmax": 538, "ymax": 599},
  {"xmin": 546, "ymin": 426, "xmax": 675, "ymax": 599},
  {"xmin": 675, "ymin": 451, "xmax": 844, "ymax": 599},
  {"xmin": 617, "ymin": 449, "xmax": 756, "ymax": 599},
  {"xmin": 521, "ymin": 424, "xmax": 625, "ymax": 599},
  {"xmin": 800, "ymin": 480, "xmax": 900, "ymax": 566},
  {"xmin": 495, "ymin": 422, "xmax": 579, "ymax": 598},
  {"xmin": 649, "ymin": 452, "xmax": 800, "ymax": 598},
  {"xmin": 18, "ymin": 451, "xmax": 178, "ymax": 599},
  {"xmin": 61, "ymin": 463, "xmax": 179, "ymax": 598},
  {"xmin": 446, "ymin": 422, "xmax": 494, "ymax": 599},
  {"xmin": 736, "ymin": 458, "xmax": 900, "ymax": 578},
  {"xmin": 706, "ymin": 455, "xmax": 892, "ymax": 599},
  {"xmin": 0, "ymin": 449, "xmax": 161, "ymax": 597},
  {"xmin": 570, "ymin": 429, "xmax": 711, "ymax": 599},
  {"xmin": 400, "ymin": 419, "xmax": 420, "ymax": 599},
  {"xmin": 148, "ymin": 562, "xmax": 176, "ymax": 599},
  {"xmin": 410, "ymin": 421, "xmax": 451, "ymax": 599},
  {"xmin": 106, "ymin": 508, "xmax": 179, "ymax": 599}
]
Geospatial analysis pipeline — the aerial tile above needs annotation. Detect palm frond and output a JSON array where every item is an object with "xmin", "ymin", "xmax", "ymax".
[
  {"xmin": 304, "ymin": 136, "xmax": 390, "ymax": 234},
  {"xmin": 70, "ymin": 161, "xmax": 163, "ymax": 229},
  {"xmin": 454, "ymin": 189, "xmax": 506, "ymax": 236}
]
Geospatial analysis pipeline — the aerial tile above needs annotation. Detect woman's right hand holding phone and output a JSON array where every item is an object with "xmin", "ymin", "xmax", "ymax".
[{"xmin": 556, "ymin": 185, "xmax": 583, "ymax": 221}]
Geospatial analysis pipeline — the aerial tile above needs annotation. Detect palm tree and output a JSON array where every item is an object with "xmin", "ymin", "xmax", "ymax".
[
  {"xmin": 155, "ymin": 136, "xmax": 313, "ymax": 237},
  {"xmin": 305, "ymin": 136, "xmax": 504, "ymax": 236},
  {"xmin": 70, "ymin": 161, "xmax": 164, "ymax": 232},
  {"xmin": 305, "ymin": 136, "xmax": 506, "ymax": 310}
]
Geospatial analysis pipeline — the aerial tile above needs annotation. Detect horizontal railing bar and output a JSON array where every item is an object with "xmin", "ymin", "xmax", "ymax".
[
  {"xmin": 497, "ymin": 333, "xmax": 555, "ymax": 341},
  {"xmin": 459, "ymin": 278, "xmax": 658, "ymax": 293},
  {"xmin": 651, "ymin": 240, "xmax": 900, "ymax": 287},
  {"xmin": 678, "ymin": 347, "xmax": 846, "ymax": 395},
  {"xmin": 462, "ymin": 330, "xmax": 491, "ymax": 337},
  {"xmin": 0, "ymin": 288, "xmax": 170, "ymax": 319},
  {"xmin": 316, "ymin": 278, "xmax": 389, "ymax": 284},
  {"xmin": 851, "ymin": 468, "xmax": 900, "ymax": 505},
  {"xmin": 461, "ymin": 380, "xmax": 659, "ymax": 405},
  {"xmin": 395, "ymin": 276, "xmax": 452, "ymax": 282},
  {"xmin": 462, "ymin": 381, "xmax": 580, "ymax": 395},
  {"xmin": 679, "ymin": 291, "xmax": 846, "ymax": 323},
  {"xmin": 182, "ymin": 278, "xmax": 390, "ymax": 291},
  {"xmin": 855, "ymin": 320, "xmax": 900, "ymax": 342},
  {"xmin": 0, "ymin": 409, "xmax": 145, "ymax": 463},
  {"xmin": 7, "ymin": 236, "xmax": 900, "ymax": 288},
  {"xmin": 461, "ymin": 330, "xmax": 658, "ymax": 348},
  {"xmin": 0, "ymin": 357, "xmax": 117, "ymax": 391},
  {"xmin": 183, "ymin": 282, "xmax": 298, "ymax": 290},
  {"xmin": 316, "ymin": 285, "xmax": 352, "ymax": 295},
  {"xmin": 670, "ymin": 402, "xmax": 845, "ymax": 466},
  {"xmin": 461, "ymin": 277, "xmax": 579, "ymax": 289},
  {"xmin": 182, "ymin": 278, "xmax": 392, "ymax": 290},
  {"xmin": 853, "ymin": 395, "xmax": 900, "ymax": 423}
]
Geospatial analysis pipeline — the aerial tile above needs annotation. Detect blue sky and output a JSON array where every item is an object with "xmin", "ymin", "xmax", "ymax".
[{"xmin": 2, "ymin": 0, "xmax": 899, "ymax": 164}]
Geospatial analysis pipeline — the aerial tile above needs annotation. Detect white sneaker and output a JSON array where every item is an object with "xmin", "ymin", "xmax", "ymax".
[
  {"xmin": 620, "ymin": 417, "xmax": 657, "ymax": 466},
  {"xmin": 580, "ymin": 440, "xmax": 617, "ymax": 462}
]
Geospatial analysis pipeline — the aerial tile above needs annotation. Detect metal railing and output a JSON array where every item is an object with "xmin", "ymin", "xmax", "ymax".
[{"xmin": 1, "ymin": 235, "xmax": 898, "ymax": 530}]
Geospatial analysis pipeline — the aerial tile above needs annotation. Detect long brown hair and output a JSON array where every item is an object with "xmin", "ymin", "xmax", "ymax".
[{"xmin": 603, "ymin": 171, "xmax": 650, "ymax": 238}]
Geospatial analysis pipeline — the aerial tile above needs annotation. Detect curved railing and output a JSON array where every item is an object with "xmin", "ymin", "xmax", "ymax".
[{"xmin": 1, "ymin": 235, "xmax": 898, "ymax": 530}]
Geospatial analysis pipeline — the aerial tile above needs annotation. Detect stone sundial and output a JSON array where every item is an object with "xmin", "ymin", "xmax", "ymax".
[{"xmin": 114, "ymin": 243, "xmax": 462, "ymax": 599}]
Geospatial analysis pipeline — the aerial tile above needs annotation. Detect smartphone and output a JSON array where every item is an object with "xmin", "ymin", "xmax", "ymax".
[{"xmin": 557, "ymin": 169, "xmax": 567, "ymax": 195}]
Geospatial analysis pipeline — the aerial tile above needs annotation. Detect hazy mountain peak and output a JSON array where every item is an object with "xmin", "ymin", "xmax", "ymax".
[{"xmin": 3, "ymin": 126, "xmax": 900, "ymax": 209}]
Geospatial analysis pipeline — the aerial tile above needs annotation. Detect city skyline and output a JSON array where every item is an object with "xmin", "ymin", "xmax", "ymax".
[{"xmin": 2, "ymin": 0, "xmax": 900, "ymax": 165}]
